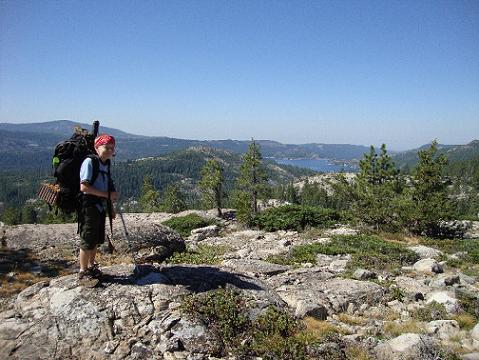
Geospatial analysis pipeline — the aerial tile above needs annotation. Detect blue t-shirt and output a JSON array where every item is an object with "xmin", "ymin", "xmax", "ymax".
[{"xmin": 80, "ymin": 157, "xmax": 115, "ymax": 211}]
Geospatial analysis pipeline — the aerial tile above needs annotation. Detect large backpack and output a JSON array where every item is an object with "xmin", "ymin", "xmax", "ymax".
[{"xmin": 50, "ymin": 122, "xmax": 100, "ymax": 213}]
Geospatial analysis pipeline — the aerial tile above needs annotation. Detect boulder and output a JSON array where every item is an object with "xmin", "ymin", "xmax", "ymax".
[
  {"xmin": 408, "ymin": 245, "xmax": 443, "ymax": 259},
  {"xmin": 324, "ymin": 226, "xmax": 358, "ymax": 236},
  {"xmin": 353, "ymin": 268, "xmax": 377, "ymax": 280},
  {"xmin": 375, "ymin": 333, "xmax": 436, "ymax": 360},
  {"xmin": 462, "ymin": 353, "xmax": 479, "ymax": 360},
  {"xmin": 430, "ymin": 274, "xmax": 461, "ymax": 288},
  {"xmin": 272, "ymin": 274, "xmax": 385, "ymax": 318},
  {"xmin": 328, "ymin": 255, "xmax": 351, "ymax": 273},
  {"xmin": 426, "ymin": 291, "xmax": 460, "ymax": 313},
  {"xmin": 413, "ymin": 258, "xmax": 443, "ymax": 274},
  {"xmin": 189, "ymin": 225, "xmax": 220, "ymax": 242},
  {"xmin": 464, "ymin": 221, "xmax": 479, "ymax": 239},
  {"xmin": 472, "ymin": 323, "xmax": 479, "ymax": 341},
  {"xmin": 3, "ymin": 214, "xmax": 186, "ymax": 263},
  {"xmin": 426, "ymin": 320, "xmax": 460, "ymax": 340},
  {"xmin": 395, "ymin": 276, "xmax": 431, "ymax": 299}
]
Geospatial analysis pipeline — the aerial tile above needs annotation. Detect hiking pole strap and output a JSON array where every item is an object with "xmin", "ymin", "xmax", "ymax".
[{"xmin": 106, "ymin": 161, "xmax": 114, "ymax": 237}]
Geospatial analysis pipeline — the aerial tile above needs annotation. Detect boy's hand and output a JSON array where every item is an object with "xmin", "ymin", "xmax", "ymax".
[{"xmin": 110, "ymin": 192, "xmax": 119, "ymax": 202}]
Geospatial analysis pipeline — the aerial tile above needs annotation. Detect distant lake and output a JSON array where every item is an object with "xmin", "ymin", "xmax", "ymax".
[{"xmin": 273, "ymin": 158, "xmax": 357, "ymax": 173}]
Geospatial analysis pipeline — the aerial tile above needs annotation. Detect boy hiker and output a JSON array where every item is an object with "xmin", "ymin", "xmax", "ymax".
[{"xmin": 77, "ymin": 134, "xmax": 118, "ymax": 286}]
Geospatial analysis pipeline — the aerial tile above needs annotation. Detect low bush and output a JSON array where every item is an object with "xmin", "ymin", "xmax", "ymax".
[
  {"xmin": 252, "ymin": 205, "xmax": 343, "ymax": 232},
  {"xmin": 181, "ymin": 288, "xmax": 320, "ymax": 359},
  {"xmin": 411, "ymin": 301, "xmax": 449, "ymax": 322},
  {"xmin": 267, "ymin": 234, "xmax": 418, "ymax": 273},
  {"xmin": 166, "ymin": 244, "xmax": 229, "ymax": 265},
  {"xmin": 162, "ymin": 213, "xmax": 217, "ymax": 238}
]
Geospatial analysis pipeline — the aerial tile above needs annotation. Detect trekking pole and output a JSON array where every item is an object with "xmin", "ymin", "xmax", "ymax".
[{"xmin": 117, "ymin": 207, "xmax": 129, "ymax": 237}]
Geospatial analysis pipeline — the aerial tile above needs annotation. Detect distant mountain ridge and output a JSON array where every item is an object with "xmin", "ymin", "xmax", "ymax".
[
  {"xmin": 0, "ymin": 120, "xmax": 371, "ymax": 170},
  {"xmin": 0, "ymin": 121, "xmax": 477, "ymax": 172},
  {"xmin": 0, "ymin": 120, "xmax": 146, "ymax": 139},
  {"xmin": 393, "ymin": 140, "xmax": 479, "ymax": 169}
]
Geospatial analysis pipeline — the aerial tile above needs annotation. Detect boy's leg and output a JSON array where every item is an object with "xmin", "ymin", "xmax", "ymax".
[
  {"xmin": 80, "ymin": 206, "xmax": 101, "ymax": 273},
  {"xmin": 88, "ymin": 246, "xmax": 97, "ymax": 268},
  {"xmin": 79, "ymin": 249, "xmax": 90, "ymax": 272}
]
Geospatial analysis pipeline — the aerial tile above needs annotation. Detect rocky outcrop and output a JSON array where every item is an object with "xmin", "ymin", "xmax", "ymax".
[
  {"xmin": 270, "ymin": 271, "xmax": 386, "ymax": 319},
  {"xmin": 0, "ymin": 264, "xmax": 283, "ymax": 360},
  {"xmin": 3, "ymin": 213, "xmax": 185, "ymax": 263},
  {"xmin": 1, "ymin": 212, "xmax": 478, "ymax": 359}
]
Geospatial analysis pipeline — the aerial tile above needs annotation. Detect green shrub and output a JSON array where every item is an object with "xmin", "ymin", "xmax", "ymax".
[
  {"xmin": 252, "ymin": 205, "xmax": 343, "ymax": 232},
  {"xmin": 181, "ymin": 288, "xmax": 311, "ymax": 359},
  {"xmin": 411, "ymin": 301, "xmax": 449, "ymax": 322},
  {"xmin": 267, "ymin": 234, "xmax": 418, "ymax": 272},
  {"xmin": 166, "ymin": 244, "xmax": 228, "ymax": 265},
  {"xmin": 162, "ymin": 213, "xmax": 216, "ymax": 238},
  {"xmin": 182, "ymin": 288, "xmax": 249, "ymax": 344},
  {"xmin": 455, "ymin": 289, "xmax": 479, "ymax": 318}
]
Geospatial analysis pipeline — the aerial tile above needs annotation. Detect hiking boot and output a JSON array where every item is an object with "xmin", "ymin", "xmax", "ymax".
[
  {"xmin": 89, "ymin": 263, "xmax": 103, "ymax": 279},
  {"xmin": 78, "ymin": 269, "xmax": 99, "ymax": 288}
]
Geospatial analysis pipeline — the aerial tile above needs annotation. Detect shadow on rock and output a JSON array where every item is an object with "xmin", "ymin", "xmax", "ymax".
[
  {"xmin": 160, "ymin": 265, "xmax": 264, "ymax": 292},
  {"xmin": 99, "ymin": 264, "xmax": 264, "ymax": 292}
]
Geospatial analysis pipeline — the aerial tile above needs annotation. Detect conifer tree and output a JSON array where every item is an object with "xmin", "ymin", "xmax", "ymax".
[
  {"xmin": 199, "ymin": 159, "xmax": 224, "ymax": 217},
  {"xmin": 234, "ymin": 140, "xmax": 268, "ymax": 225},
  {"xmin": 162, "ymin": 183, "xmax": 187, "ymax": 214},
  {"xmin": 352, "ymin": 144, "xmax": 405, "ymax": 230},
  {"xmin": 411, "ymin": 140, "xmax": 452, "ymax": 236},
  {"xmin": 139, "ymin": 175, "xmax": 161, "ymax": 212}
]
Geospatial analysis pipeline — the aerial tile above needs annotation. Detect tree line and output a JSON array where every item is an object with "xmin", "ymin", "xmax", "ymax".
[{"xmin": 1, "ymin": 139, "xmax": 478, "ymax": 239}]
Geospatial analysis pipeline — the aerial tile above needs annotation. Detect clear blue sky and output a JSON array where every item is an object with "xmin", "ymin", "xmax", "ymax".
[{"xmin": 1, "ymin": 0, "xmax": 478, "ymax": 150}]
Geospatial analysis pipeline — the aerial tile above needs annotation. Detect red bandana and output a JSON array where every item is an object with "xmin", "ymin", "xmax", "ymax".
[{"xmin": 94, "ymin": 134, "xmax": 116, "ymax": 148}]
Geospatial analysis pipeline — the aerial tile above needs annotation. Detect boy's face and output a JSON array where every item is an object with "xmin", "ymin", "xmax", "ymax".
[{"xmin": 96, "ymin": 144, "xmax": 115, "ymax": 159}]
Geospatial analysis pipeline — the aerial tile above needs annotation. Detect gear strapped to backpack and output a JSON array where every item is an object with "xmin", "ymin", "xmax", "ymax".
[{"xmin": 38, "ymin": 121, "xmax": 100, "ymax": 214}]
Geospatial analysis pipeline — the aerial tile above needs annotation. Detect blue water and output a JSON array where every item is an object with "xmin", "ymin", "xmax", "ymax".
[{"xmin": 274, "ymin": 158, "xmax": 356, "ymax": 173}]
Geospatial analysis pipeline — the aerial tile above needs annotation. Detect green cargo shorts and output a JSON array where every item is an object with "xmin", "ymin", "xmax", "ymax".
[{"xmin": 79, "ymin": 206, "xmax": 106, "ymax": 250}]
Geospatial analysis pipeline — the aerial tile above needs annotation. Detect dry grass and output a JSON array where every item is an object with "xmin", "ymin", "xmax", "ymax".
[
  {"xmin": 336, "ymin": 313, "xmax": 368, "ymax": 326},
  {"xmin": 302, "ymin": 317, "xmax": 348, "ymax": 340},
  {"xmin": 375, "ymin": 231, "xmax": 421, "ymax": 245},
  {"xmin": 383, "ymin": 320, "xmax": 426, "ymax": 337},
  {"xmin": 0, "ymin": 272, "xmax": 49, "ymax": 298},
  {"xmin": 0, "ymin": 247, "xmax": 74, "ymax": 299},
  {"xmin": 369, "ymin": 307, "xmax": 401, "ymax": 321},
  {"xmin": 452, "ymin": 313, "xmax": 477, "ymax": 330},
  {"xmin": 300, "ymin": 227, "xmax": 326, "ymax": 240},
  {"xmin": 345, "ymin": 344, "xmax": 372, "ymax": 360}
]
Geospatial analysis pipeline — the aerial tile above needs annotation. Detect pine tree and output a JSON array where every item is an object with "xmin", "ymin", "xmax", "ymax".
[
  {"xmin": 162, "ymin": 184, "xmax": 187, "ymax": 214},
  {"xmin": 285, "ymin": 181, "xmax": 299, "ymax": 204},
  {"xmin": 199, "ymin": 159, "xmax": 224, "ymax": 217},
  {"xmin": 21, "ymin": 203, "xmax": 38, "ymax": 224},
  {"xmin": 411, "ymin": 140, "xmax": 453, "ymax": 236},
  {"xmin": 139, "ymin": 175, "xmax": 161, "ymax": 212},
  {"xmin": 300, "ymin": 179, "xmax": 330, "ymax": 208},
  {"xmin": 352, "ymin": 144, "xmax": 406, "ymax": 230},
  {"xmin": 234, "ymin": 140, "xmax": 268, "ymax": 225},
  {"xmin": 1, "ymin": 207, "xmax": 21, "ymax": 225}
]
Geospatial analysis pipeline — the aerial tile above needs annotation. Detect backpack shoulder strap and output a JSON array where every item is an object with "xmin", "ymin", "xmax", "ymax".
[{"xmin": 87, "ymin": 154, "xmax": 101, "ymax": 185}]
